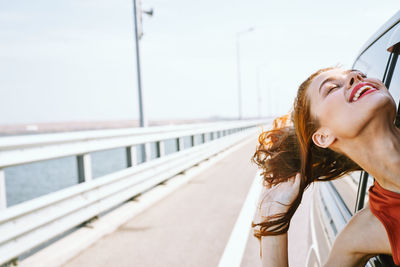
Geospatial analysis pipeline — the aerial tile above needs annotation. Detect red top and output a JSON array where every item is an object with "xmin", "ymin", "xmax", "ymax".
[{"xmin": 369, "ymin": 180, "xmax": 400, "ymax": 265}]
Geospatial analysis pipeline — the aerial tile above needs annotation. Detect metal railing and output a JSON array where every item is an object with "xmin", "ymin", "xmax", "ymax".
[{"xmin": 0, "ymin": 119, "xmax": 268, "ymax": 265}]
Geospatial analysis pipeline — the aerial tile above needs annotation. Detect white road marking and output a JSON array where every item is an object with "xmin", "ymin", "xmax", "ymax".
[{"xmin": 218, "ymin": 171, "xmax": 263, "ymax": 267}]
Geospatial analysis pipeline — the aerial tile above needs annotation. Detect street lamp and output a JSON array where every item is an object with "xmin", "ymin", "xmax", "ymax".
[
  {"xmin": 132, "ymin": 0, "xmax": 153, "ymax": 128},
  {"xmin": 132, "ymin": 0, "xmax": 153, "ymax": 162},
  {"xmin": 236, "ymin": 27, "xmax": 254, "ymax": 120}
]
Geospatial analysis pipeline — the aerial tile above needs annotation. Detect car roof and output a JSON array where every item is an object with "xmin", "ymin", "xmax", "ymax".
[{"xmin": 354, "ymin": 10, "xmax": 400, "ymax": 62}]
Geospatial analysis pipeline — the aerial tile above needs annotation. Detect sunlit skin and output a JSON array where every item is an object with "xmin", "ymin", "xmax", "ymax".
[
  {"xmin": 308, "ymin": 68, "xmax": 400, "ymax": 192},
  {"xmin": 259, "ymin": 68, "xmax": 400, "ymax": 266}
]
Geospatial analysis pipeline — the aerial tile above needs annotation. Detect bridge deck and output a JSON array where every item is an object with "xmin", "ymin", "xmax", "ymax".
[{"xmin": 61, "ymin": 138, "xmax": 312, "ymax": 267}]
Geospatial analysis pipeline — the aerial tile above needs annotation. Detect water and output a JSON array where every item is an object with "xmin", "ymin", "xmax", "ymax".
[{"xmin": 4, "ymin": 135, "xmax": 206, "ymax": 207}]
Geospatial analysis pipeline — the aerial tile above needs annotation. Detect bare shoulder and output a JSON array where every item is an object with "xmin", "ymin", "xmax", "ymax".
[
  {"xmin": 325, "ymin": 206, "xmax": 392, "ymax": 266},
  {"xmin": 341, "ymin": 206, "xmax": 391, "ymax": 255}
]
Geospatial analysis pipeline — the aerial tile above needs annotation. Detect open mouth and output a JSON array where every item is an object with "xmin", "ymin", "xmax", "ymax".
[{"xmin": 350, "ymin": 83, "xmax": 378, "ymax": 102}]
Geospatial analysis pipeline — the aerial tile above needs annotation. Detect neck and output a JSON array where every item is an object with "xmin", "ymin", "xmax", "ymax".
[{"xmin": 339, "ymin": 120, "xmax": 400, "ymax": 192}]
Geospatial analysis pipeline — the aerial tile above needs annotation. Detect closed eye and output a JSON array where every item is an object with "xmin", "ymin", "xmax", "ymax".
[{"xmin": 326, "ymin": 85, "xmax": 339, "ymax": 95}]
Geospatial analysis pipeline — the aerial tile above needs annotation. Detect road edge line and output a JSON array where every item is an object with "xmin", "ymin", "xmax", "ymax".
[{"xmin": 218, "ymin": 171, "xmax": 262, "ymax": 267}]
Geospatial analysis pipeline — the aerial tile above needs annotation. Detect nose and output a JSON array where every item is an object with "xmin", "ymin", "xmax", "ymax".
[{"xmin": 347, "ymin": 72, "xmax": 364, "ymax": 89}]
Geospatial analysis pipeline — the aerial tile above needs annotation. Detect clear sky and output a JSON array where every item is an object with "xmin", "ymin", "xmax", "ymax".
[{"xmin": 0, "ymin": 1, "xmax": 398, "ymax": 124}]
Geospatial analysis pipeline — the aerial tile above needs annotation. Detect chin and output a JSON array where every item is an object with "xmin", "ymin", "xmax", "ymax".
[
  {"xmin": 341, "ymin": 94, "xmax": 396, "ymax": 138},
  {"xmin": 357, "ymin": 93, "xmax": 397, "ymax": 131},
  {"xmin": 369, "ymin": 93, "xmax": 397, "ymax": 121}
]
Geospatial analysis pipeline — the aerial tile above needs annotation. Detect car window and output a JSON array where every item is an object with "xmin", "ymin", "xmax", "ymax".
[{"xmin": 353, "ymin": 25, "xmax": 397, "ymax": 80}]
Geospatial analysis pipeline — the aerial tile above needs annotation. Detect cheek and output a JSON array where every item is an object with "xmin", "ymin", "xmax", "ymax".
[{"xmin": 316, "ymin": 94, "xmax": 358, "ymax": 138}]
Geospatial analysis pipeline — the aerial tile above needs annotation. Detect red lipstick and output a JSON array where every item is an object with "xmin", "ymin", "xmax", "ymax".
[{"xmin": 349, "ymin": 82, "xmax": 377, "ymax": 102}]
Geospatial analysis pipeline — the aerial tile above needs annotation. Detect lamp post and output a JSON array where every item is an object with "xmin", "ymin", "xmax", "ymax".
[
  {"xmin": 236, "ymin": 27, "xmax": 254, "ymax": 120},
  {"xmin": 132, "ymin": 0, "xmax": 153, "ymax": 162},
  {"xmin": 132, "ymin": 0, "xmax": 146, "ymax": 127},
  {"xmin": 132, "ymin": 0, "xmax": 153, "ymax": 127}
]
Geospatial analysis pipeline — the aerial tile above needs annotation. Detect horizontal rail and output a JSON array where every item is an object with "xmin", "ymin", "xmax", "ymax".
[
  {"xmin": 0, "ymin": 120, "xmax": 265, "ymax": 168},
  {"xmin": 0, "ymin": 120, "xmax": 262, "ymax": 150}
]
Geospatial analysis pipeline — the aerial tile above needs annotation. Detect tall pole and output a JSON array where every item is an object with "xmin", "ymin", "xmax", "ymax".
[
  {"xmin": 133, "ymin": 0, "xmax": 147, "ymax": 127},
  {"xmin": 236, "ymin": 27, "xmax": 254, "ymax": 120},
  {"xmin": 132, "ymin": 0, "xmax": 151, "ymax": 163}
]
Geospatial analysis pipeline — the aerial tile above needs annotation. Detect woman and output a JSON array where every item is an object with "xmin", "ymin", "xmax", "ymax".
[{"xmin": 252, "ymin": 67, "xmax": 400, "ymax": 266}]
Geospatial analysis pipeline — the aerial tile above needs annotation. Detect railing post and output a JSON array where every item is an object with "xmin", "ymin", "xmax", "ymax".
[
  {"xmin": 143, "ymin": 143, "xmax": 151, "ymax": 162},
  {"xmin": 202, "ymin": 133, "xmax": 206, "ymax": 143},
  {"xmin": 0, "ymin": 169, "xmax": 6, "ymax": 210},
  {"xmin": 210, "ymin": 132, "xmax": 214, "ymax": 140},
  {"xmin": 126, "ymin": 146, "xmax": 137, "ymax": 167},
  {"xmin": 191, "ymin": 135, "xmax": 196, "ymax": 147},
  {"xmin": 156, "ymin": 141, "xmax": 165, "ymax": 157},
  {"xmin": 77, "ymin": 154, "xmax": 92, "ymax": 183},
  {"xmin": 140, "ymin": 143, "xmax": 151, "ymax": 162},
  {"xmin": 177, "ymin": 137, "xmax": 184, "ymax": 151}
]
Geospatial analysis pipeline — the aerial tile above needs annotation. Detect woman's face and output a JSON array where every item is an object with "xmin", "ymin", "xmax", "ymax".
[{"xmin": 307, "ymin": 68, "xmax": 396, "ymax": 146}]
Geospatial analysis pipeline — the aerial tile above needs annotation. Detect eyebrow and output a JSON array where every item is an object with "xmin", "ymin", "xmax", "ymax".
[{"xmin": 318, "ymin": 69, "xmax": 360, "ymax": 94}]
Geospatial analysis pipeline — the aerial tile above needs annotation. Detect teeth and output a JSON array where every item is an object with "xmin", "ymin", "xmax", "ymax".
[{"xmin": 352, "ymin": 86, "xmax": 372, "ymax": 102}]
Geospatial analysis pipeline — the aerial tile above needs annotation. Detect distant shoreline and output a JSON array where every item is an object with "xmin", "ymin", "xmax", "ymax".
[{"xmin": 0, "ymin": 118, "xmax": 241, "ymax": 136}]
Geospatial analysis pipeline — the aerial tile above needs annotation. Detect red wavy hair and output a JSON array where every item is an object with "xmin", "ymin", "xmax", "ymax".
[{"xmin": 252, "ymin": 67, "xmax": 362, "ymax": 238}]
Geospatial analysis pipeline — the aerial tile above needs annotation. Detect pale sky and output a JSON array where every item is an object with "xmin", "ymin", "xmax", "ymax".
[{"xmin": 0, "ymin": 1, "xmax": 398, "ymax": 124}]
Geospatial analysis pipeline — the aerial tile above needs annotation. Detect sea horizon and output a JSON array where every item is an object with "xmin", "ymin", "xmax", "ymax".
[{"xmin": 0, "ymin": 116, "xmax": 244, "ymax": 136}]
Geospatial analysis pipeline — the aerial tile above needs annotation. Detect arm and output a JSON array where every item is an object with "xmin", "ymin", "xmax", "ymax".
[
  {"xmin": 324, "ymin": 206, "xmax": 392, "ymax": 267},
  {"xmin": 254, "ymin": 173, "xmax": 301, "ymax": 267},
  {"xmin": 261, "ymin": 234, "xmax": 288, "ymax": 267}
]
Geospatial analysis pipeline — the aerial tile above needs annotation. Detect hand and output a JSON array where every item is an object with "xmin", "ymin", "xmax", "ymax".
[{"xmin": 256, "ymin": 173, "xmax": 301, "ymax": 218}]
